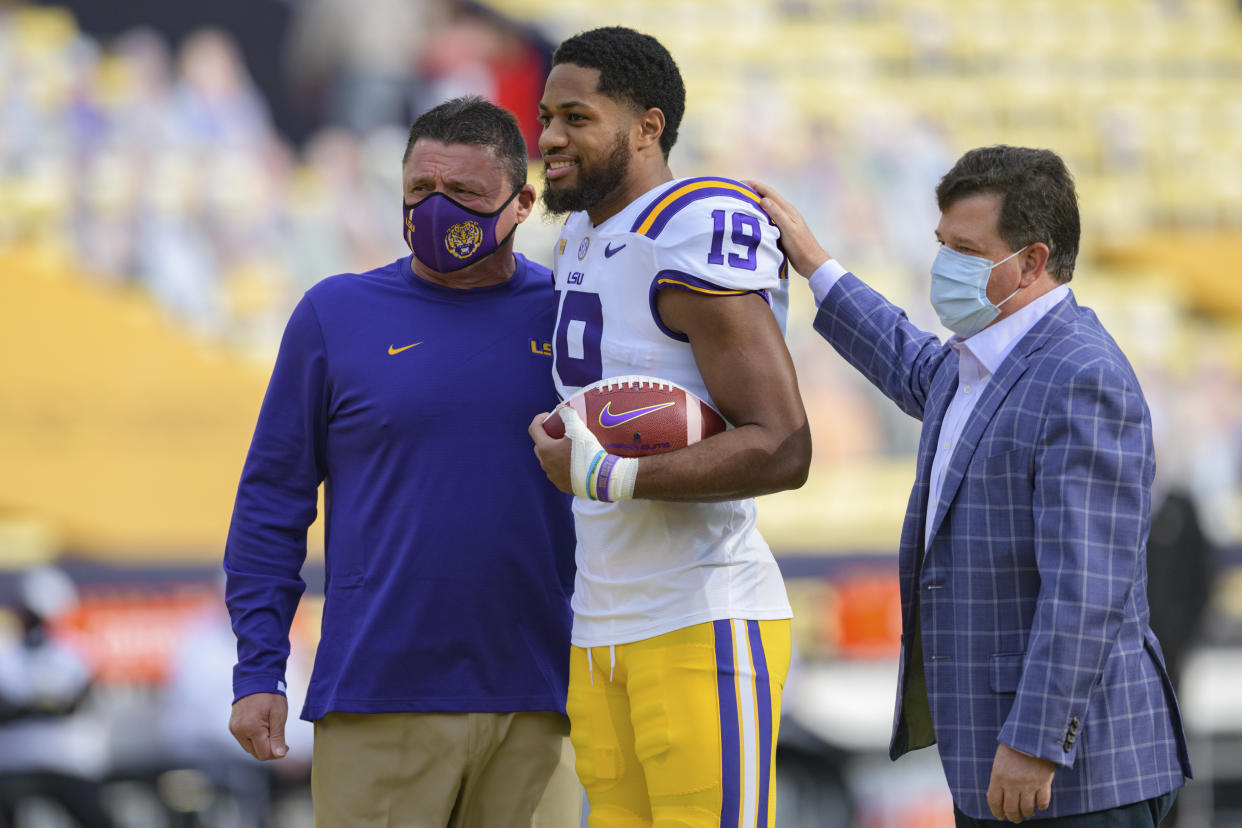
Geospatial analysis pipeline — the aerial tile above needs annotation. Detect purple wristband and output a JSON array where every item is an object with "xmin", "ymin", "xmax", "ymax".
[{"xmin": 595, "ymin": 454, "xmax": 618, "ymax": 502}]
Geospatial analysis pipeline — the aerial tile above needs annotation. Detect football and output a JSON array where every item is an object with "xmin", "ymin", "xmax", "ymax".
[{"xmin": 542, "ymin": 375, "xmax": 727, "ymax": 457}]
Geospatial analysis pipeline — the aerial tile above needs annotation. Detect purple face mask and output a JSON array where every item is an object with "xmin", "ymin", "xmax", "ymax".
[{"xmin": 403, "ymin": 188, "xmax": 521, "ymax": 273}]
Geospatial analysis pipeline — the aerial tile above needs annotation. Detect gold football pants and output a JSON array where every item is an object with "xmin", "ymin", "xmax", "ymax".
[{"xmin": 567, "ymin": 619, "xmax": 791, "ymax": 828}]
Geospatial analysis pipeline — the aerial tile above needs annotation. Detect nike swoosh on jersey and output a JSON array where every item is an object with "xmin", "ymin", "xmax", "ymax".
[
  {"xmin": 598, "ymin": 400, "xmax": 675, "ymax": 428},
  {"xmin": 603, "ymin": 242, "xmax": 627, "ymax": 258},
  {"xmin": 387, "ymin": 342, "xmax": 422, "ymax": 355}
]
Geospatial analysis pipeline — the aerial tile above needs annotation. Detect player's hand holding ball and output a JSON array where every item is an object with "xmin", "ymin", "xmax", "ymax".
[
  {"xmin": 529, "ymin": 375, "xmax": 726, "ymax": 502},
  {"xmin": 530, "ymin": 406, "xmax": 637, "ymax": 502},
  {"xmin": 559, "ymin": 406, "xmax": 638, "ymax": 502}
]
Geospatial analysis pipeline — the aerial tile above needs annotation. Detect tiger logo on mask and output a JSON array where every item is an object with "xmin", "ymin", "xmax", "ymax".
[{"xmin": 445, "ymin": 220, "xmax": 484, "ymax": 259}]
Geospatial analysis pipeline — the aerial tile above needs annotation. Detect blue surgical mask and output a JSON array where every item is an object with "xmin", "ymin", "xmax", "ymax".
[{"xmin": 929, "ymin": 244, "xmax": 1028, "ymax": 337}]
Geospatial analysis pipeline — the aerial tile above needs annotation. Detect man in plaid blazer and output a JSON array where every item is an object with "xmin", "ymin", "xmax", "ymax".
[{"xmin": 751, "ymin": 146, "xmax": 1191, "ymax": 825}]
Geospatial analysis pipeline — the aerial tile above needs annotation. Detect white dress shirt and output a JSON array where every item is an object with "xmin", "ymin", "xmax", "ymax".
[{"xmin": 807, "ymin": 259, "xmax": 1069, "ymax": 549}]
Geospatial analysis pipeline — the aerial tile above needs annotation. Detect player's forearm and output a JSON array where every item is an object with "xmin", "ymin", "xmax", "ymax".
[{"xmin": 632, "ymin": 419, "xmax": 811, "ymax": 502}]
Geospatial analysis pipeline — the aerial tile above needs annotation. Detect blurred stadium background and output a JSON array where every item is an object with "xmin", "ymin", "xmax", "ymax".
[{"xmin": 2, "ymin": 0, "xmax": 1240, "ymax": 825}]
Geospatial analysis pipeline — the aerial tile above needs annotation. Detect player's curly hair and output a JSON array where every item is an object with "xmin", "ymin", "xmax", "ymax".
[
  {"xmin": 403, "ymin": 96, "xmax": 527, "ymax": 191},
  {"xmin": 552, "ymin": 27, "xmax": 685, "ymax": 159}
]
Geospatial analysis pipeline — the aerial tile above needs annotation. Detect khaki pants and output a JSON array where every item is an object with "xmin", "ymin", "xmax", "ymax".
[{"xmin": 312, "ymin": 711, "xmax": 581, "ymax": 828}]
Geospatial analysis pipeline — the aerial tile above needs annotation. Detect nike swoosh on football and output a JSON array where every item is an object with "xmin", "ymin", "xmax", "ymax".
[
  {"xmin": 603, "ymin": 242, "xmax": 626, "ymax": 258},
  {"xmin": 598, "ymin": 400, "xmax": 675, "ymax": 428},
  {"xmin": 387, "ymin": 342, "xmax": 422, "ymax": 355}
]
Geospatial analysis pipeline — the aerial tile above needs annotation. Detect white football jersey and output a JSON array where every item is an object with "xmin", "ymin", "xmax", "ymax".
[{"xmin": 551, "ymin": 176, "xmax": 794, "ymax": 647}]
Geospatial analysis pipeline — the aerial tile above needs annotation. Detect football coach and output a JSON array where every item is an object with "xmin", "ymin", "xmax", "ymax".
[
  {"xmin": 750, "ymin": 145, "xmax": 1191, "ymax": 826},
  {"xmin": 223, "ymin": 97, "xmax": 578, "ymax": 827}
]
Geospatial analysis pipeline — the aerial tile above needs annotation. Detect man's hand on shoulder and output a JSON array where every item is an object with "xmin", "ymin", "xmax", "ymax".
[
  {"xmin": 743, "ymin": 180, "xmax": 833, "ymax": 279},
  {"xmin": 229, "ymin": 691, "xmax": 289, "ymax": 761},
  {"xmin": 987, "ymin": 742, "xmax": 1055, "ymax": 823}
]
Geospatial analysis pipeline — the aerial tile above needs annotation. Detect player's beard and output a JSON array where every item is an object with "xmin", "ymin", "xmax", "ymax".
[{"xmin": 541, "ymin": 129, "xmax": 632, "ymax": 215}]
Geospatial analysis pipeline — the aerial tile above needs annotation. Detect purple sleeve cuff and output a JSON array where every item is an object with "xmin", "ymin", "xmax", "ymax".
[{"xmin": 233, "ymin": 676, "xmax": 288, "ymax": 704}]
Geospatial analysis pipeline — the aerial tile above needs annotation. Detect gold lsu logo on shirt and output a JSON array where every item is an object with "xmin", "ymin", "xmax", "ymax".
[{"xmin": 528, "ymin": 339, "xmax": 552, "ymax": 357}]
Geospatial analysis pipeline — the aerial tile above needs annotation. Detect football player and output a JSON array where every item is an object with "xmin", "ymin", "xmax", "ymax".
[{"xmin": 528, "ymin": 26, "xmax": 810, "ymax": 828}]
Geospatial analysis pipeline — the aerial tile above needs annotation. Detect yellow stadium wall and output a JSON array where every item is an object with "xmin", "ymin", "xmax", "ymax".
[{"xmin": 2, "ymin": 245, "xmax": 278, "ymax": 559}]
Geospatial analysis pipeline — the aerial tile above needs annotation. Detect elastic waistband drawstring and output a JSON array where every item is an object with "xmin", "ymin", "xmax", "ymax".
[{"xmin": 585, "ymin": 645, "xmax": 619, "ymax": 685}]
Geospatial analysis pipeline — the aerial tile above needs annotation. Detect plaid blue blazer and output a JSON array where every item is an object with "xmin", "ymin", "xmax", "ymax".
[{"xmin": 814, "ymin": 274, "xmax": 1191, "ymax": 819}]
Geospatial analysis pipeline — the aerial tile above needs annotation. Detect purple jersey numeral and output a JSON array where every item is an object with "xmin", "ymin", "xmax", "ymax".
[
  {"xmin": 708, "ymin": 209, "xmax": 727, "ymax": 265},
  {"xmin": 707, "ymin": 210, "xmax": 760, "ymax": 271},
  {"xmin": 554, "ymin": 289, "xmax": 604, "ymax": 388},
  {"xmin": 729, "ymin": 214, "xmax": 760, "ymax": 270}
]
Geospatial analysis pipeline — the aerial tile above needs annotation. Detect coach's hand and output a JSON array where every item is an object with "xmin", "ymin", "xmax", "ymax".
[
  {"xmin": 987, "ymin": 743, "xmax": 1054, "ymax": 822},
  {"xmin": 743, "ymin": 180, "xmax": 832, "ymax": 280},
  {"xmin": 229, "ymin": 692, "xmax": 289, "ymax": 760},
  {"xmin": 530, "ymin": 412, "xmax": 574, "ymax": 495}
]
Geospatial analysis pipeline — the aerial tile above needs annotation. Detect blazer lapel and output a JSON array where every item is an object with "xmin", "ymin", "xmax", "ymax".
[{"xmin": 923, "ymin": 293, "xmax": 1080, "ymax": 546}]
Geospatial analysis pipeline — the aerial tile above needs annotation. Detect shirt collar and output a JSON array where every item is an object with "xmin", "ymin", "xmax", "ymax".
[{"xmin": 950, "ymin": 284, "xmax": 1070, "ymax": 376}]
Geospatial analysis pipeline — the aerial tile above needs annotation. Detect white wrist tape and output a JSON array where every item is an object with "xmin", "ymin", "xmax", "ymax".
[{"xmin": 559, "ymin": 407, "xmax": 637, "ymax": 502}]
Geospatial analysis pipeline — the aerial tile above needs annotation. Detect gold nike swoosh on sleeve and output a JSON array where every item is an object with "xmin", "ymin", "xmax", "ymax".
[{"xmin": 387, "ymin": 342, "xmax": 423, "ymax": 355}]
